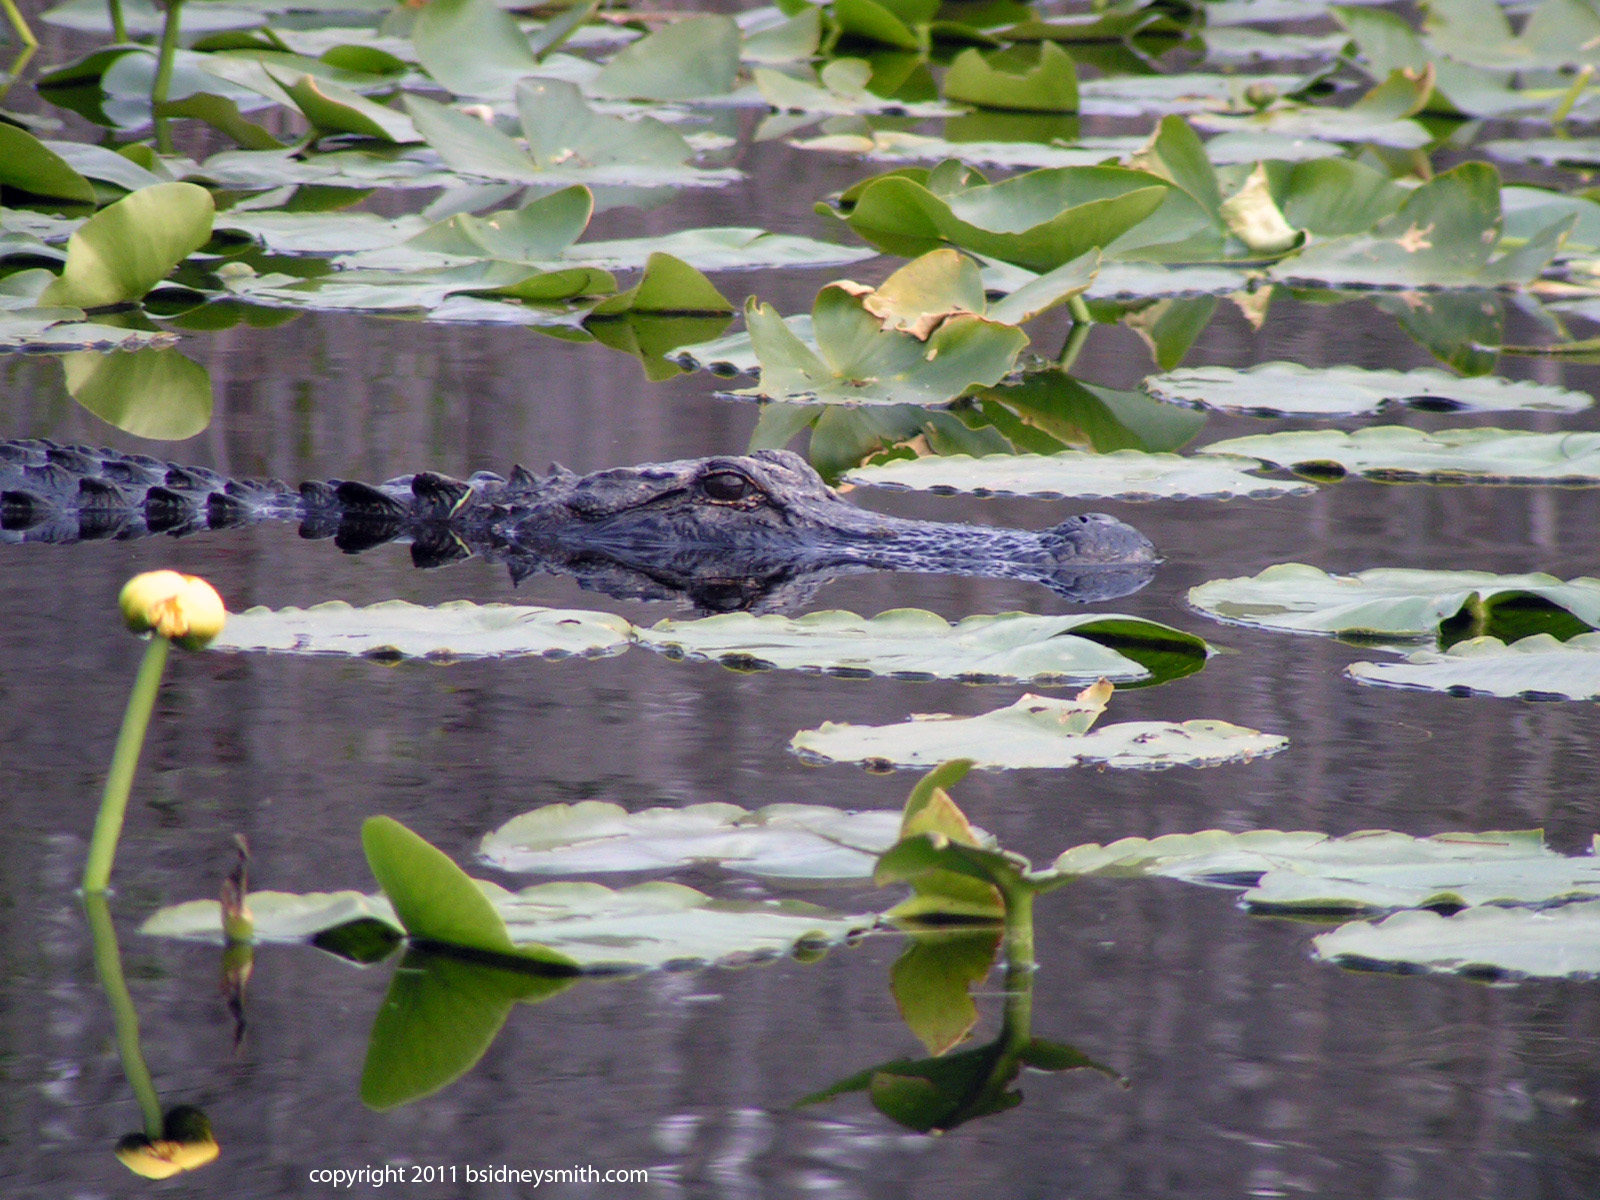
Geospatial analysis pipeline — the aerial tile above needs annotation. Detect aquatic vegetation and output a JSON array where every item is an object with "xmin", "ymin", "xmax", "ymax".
[
  {"xmin": 1347, "ymin": 632, "xmax": 1600, "ymax": 700},
  {"xmin": 1201, "ymin": 426, "xmax": 1600, "ymax": 483}
]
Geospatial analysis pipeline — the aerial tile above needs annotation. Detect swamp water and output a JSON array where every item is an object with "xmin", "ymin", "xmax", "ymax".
[{"xmin": 4, "ymin": 1, "xmax": 1600, "ymax": 1196}]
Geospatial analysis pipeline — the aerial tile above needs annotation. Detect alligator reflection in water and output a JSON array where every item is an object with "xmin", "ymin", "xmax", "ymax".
[{"xmin": 0, "ymin": 440, "xmax": 1158, "ymax": 613}]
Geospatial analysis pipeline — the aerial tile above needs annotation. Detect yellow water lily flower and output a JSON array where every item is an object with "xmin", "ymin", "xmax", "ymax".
[{"xmin": 118, "ymin": 571, "xmax": 226, "ymax": 650}]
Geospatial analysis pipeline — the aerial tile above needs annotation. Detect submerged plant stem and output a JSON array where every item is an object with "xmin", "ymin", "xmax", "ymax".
[
  {"xmin": 83, "ymin": 635, "xmax": 170, "ymax": 895},
  {"xmin": 106, "ymin": 0, "xmax": 126, "ymax": 43},
  {"xmin": 1, "ymin": 0, "xmax": 37, "ymax": 47},
  {"xmin": 1055, "ymin": 318, "xmax": 1091, "ymax": 372},
  {"xmin": 150, "ymin": 0, "xmax": 186, "ymax": 154},
  {"xmin": 85, "ymin": 892, "xmax": 164, "ymax": 1138}
]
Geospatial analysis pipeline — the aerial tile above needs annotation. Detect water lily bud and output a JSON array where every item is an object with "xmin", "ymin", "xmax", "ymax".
[
  {"xmin": 118, "ymin": 571, "xmax": 226, "ymax": 650},
  {"xmin": 1243, "ymin": 81, "xmax": 1278, "ymax": 110},
  {"xmin": 115, "ymin": 1107, "xmax": 219, "ymax": 1178}
]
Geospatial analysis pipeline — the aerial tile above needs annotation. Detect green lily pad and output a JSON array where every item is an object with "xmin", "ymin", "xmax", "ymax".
[
  {"xmin": 1314, "ymin": 903, "xmax": 1600, "ymax": 980},
  {"xmin": 1347, "ymin": 632, "xmax": 1600, "ymax": 700},
  {"xmin": 269, "ymin": 66, "xmax": 418, "ymax": 142},
  {"xmin": 40, "ymin": 183, "xmax": 215, "ymax": 309},
  {"xmin": 480, "ymin": 801, "xmax": 906, "ymax": 879},
  {"xmin": 845, "ymin": 448, "xmax": 1310, "ymax": 500},
  {"xmin": 792, "ymin": 128, "xmax": 1142, "ymax": 170},
  {"xmin": 589, "ymin": 15, "xmax": 740, "ymax": 101},
  {"xmin": 732, "ymin": 250, "xmax": 1034, "ymax": 406},
  {"xmin": 1271, "ymin": 163, "xmax": 1572, "ymax": 289},
  {"xmin": 0, "ymin": 124, "xmax": 96, "ymax": 202},
  {"xmin": 634, "ymin": 608, "xmax": 1208, "ymax": 684},
  {"xmin": 1201, "ymin": 426, "xmax": 1600, "ymax": 484},
  {"xmin": 0, "ymin": 308, "xmax": 178, "ymax": 352},
  {"xmin": 1191, "ymin": 66, "xmax": 1433, "ymax": 148},
  {"xmin": 139, "ymin": 878, "xmax": 871, "ymax": 971},
  {"xmin": 943, "ymin": 42, "xmax": 1078, "ymax": 112},
  {"xmin": 1187, "ymin": 564, "xmax": 1600, "ymax": 639},
  {"xmin": 755, "ymin": 58, "xmax": 955, "ymax": 117},
  {"xmin": 827, "ymin": 161, "xmax": 1171, "ymax": 272},
  {"xmin": 1147, "ymin": 362, "xmax": 1592, "ymax": 418},
  {"xmin": 564, "ymin": 226, "xmax": 874, "ymax": 273},
  {"xmin": 1077, "ymin": 72, "xmax": 1307, "ymax": 118},
  {"xmin": 411, "ymin": 0, "xmax": 540, "ymax": 98},
  {"xmin": 791, "ymin": 690, "xmax": 1287, "ymax": 770},
  {"xmin": 211, "ymin": 600, "xmax": 636, "ymax": 660}
]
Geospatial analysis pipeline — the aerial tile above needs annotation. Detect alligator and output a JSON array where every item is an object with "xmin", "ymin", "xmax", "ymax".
[{"xmin": 0, "ymin": 439, "xmax": 1159, "ymax": 612}]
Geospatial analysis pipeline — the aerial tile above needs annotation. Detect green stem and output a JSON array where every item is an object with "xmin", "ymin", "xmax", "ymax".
[
  {"xmin": 1067, "ymin": 293, "xmax": 1093, "ymax": 327},
  {"xmin": 998, "ymin": 957, "xmax": 1034, "ymax": 1052},
  {"xmin": 1055, "ymin": 318, "xmax": 1091, "ymax": 372},
  {"xmin": 107, "ymin": 0, "xmax": 127, "ymax": 43},
  {"xmin": 151, "ymin": 0, "xmax": 186, "ymax": 154},
  {"xmin": 83, "ymin": 636, "xmax": 170, "ymax": 895},
  {"xmin": 85, "ymin": 893, "xmax": 164, "ymax": 1138},
  {"xmin": 999, "ymin": 881, "xmax": 1036, "ymax": 972},
  {"xmin": 0, "ymin": 0, "xmax": 37, "ymax": 48}
]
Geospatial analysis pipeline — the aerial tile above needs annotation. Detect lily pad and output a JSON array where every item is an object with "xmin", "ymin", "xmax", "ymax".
[
  {"xmin": 1187, "ymin": 565, "xmax": 1600, "ymax": 639},
  {"xmin": 792, "ymin": 128, "xmax": 1142, "ymax": 170},
  {"xmin": 1077, "ymin": 72, "xmax": 1309, "ymax": 118},
  {"xmin": 480, "ymin": 801, "xmax": 906, "ymax": 879},
  {"xmin": 211, "ymin": 600, "xmax": 635, "ymax": 660},
  {"xmin": 589, "ymin": 15, "xmax": 740, "ymax": 101},
  {"xmin": 1191, "ymin": 66, "xmax": 1433, "ymax": 149},
  {"xmin": 755, "ymin": 59, "xmax": 955, "ymax": 117},
  {"xmin": 560, "ymin": 227, "xmax": 874, "ymax": 274},
  {"xmin": 634, "ymin": 608, "xmax": 1208, "ymax": 684},
  {"xmin": 1347, "ymin": 632, "xmax": 1600, "ymax": 700},
  {"xmin": 1147, "ymin": 362, "xmax": 1593, "ymax": 418},
  {"xmin": 140, "ymin": 879, "xmax": 871, "ymax": 971},
  {"xmin": 1200, "ymin": 426, "xmax": 1600, "ymax": 484},
  {"xmin": 1314, "ymin": 903, "xmax": 1600, "ymax": 980},
  {"xmin": 0, "ymin": 124, "xmax": 96, "ymax": 202},
  {"xmin": 40, "ymin": 183, "xmax": 215, "ymax": 309},
  {"xmin": 791, "ymin": 690, "xmax": 1287, "ymax": 770},
  {"xmin": 845, "ymin": 448, "xmax": 1311, "ymax": 500},
  {"xmin": 942, "ymin": 42, "xmax": 1078, "ymax": 112}
]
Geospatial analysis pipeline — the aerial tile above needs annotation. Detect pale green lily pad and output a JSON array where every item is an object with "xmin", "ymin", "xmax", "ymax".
[
  {"xmin": 1187, "ymin": 565, "xmax": 1600, "ymax": 638},
  {"xmin": 1201, "ymin": 426, "xmax": 1600, "ymax": 483},
  {"xmin": 589, "ymin": 14, "xmax": 740, "ymax": 101},
  {"xmin": 480, "ymin": 801, "xmax": 906, "ymax": 879},
  {"xmin": 1347, "ymin": 632, "xmax": 1600, "ymax": 700},
  {"xmin": 635, "ymin": 608, "xmax": 1205, "ymax": 684},
  {"xmin": 1077, "ymin": 73, "xmax": 1307, "ymax": 117},
  {"xmin": 139, "ymin": 882, "xmax": 872, "ymax": 972},
  {"xmin": 1052, "ymin": 826, "xmax": 1587, "ymax": 910},
  {"xmin": 1314, "ymin": 903, "xmax": 1600, "ymax": 980},
  {"xmin": 0, "ymin": 311, "xmax": 177, "ymax": 351},
  {"xmin": 791, "ymin": 129, "xmax": 1142, "ymax": 170},
  {"xmin": 562, "ymin": 227, "xmax": 874, "ymax": 274},
  {"xmin": 217, "ymin": 210, "xmax": 429, "ymax": 256},
  {"xmin": 1481, "ymin": 138, "xmax": 1600, "ymax": 168},
  {"xmin": 791, "ymin": 693, "xmax": 1287, "ymax": 770},
  {"xmin": 1191, "ymin": 66, "xmax": 1433, "ymax": 149},
  {"xmin": 212, "ymin": 600, "xmax": 635, "ymax": 660},
  {"xmin": 1147, "ymin": 362, "xmax": 1593, "ymax": 418},
  {"xmin": 755, "ymin": 59, "xmax": 955, "ymax": 117},
  {"xmin": 844, "ymin": 449, "xmax": 1311, "ymax": 500}
]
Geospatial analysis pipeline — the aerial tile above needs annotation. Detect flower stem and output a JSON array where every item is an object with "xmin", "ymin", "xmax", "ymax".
[
  {"xmin": 1, "ymin": 0, "xmax": 37, "ymax": 48},
  {"xmin": 151, "ymin": 0, "xmax": 186, "ymax": 154},
  {"xmin": 83, "ymin": 636, "xmax": 170, "ymax": 895},
  {"xmin": 999, "ymin": 880, "xmax": 1036, "ymax": 972},
  {"xmin": 85, "ymin": 892, "xmax": 164, "ymax": 1138}
]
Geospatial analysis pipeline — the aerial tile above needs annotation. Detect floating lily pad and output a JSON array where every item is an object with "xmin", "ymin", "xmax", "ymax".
[
  {"xmin": 212, "ymin": 600, "xmax": 635, "ymax": 660},
  {"xmin": 140, "ymin": 880, "xmax": 871, "ymax": 971},
  {"xmin": 943, "ymin": 42, "xmax": 1078, "ymax": 112},
  {"xmin": 1314, "ymin": 903, "xmax": 1600, "ymax": 980},
  {"xmin": 755, "ymin": 59, "xmax": 954, "ymax": 117},
  {"xmin": 480, "ymin": 801, "xmax": 906, "ymax": 879},
  {"xmin": 1052, "ymin": 826, "xmax": 1589, "ymax": 911},
  {"xmin": 1200, "ymin": 426, "xmax": 1600, "ymax": 483},
  {"xmin": 635, "ymin": 608, "xmax": 1208, "ymax": 684},
  {"xmin": 1191, "ymin": 66, "xmax": 1433, "ymax": 148},
  {"xmin": 791, "ymin": 129, "xmax": 1142, "ymax": 170},
  {"xmin": 40, "ymin": 183, "xmax": 215, "ymax": 309},
  {"xmin": 1347, "ymin": 632, "xmax": 1600, "ymax": 700},
  {"xmin": 845, "ymin": 449, "xmax": 1310, "ymax": 500},
  {"xmin": 1187, "ymin": 565, "xmax": 1600, "ymax": 639},
  {"xmin": 1077, "ymin": 72, "xmax": 1308, "ymax": 117},
  {"xmin": 589, "ymin": 14, "xmax": 740, "ymax": 102},
  {"xmin": 791, "ymin": 691, "xmax": 1287, "ymax": 770},
  {"xmin": 1147, "ymin": 362, "xmax": 1593, "ymax": 418},
  {"xmin": 561, "ymin": 227, "xmax": 874, "ymax": 274}
]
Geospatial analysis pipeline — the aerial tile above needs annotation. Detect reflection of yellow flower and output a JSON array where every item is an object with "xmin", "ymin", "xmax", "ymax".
[
  {"xmin": 118, "ymin": 572, "xmax": 226, "ymax": 650},
  {"xmin": 115, "ymin": 1107, "xmax": 219, "ymax": 1178}
]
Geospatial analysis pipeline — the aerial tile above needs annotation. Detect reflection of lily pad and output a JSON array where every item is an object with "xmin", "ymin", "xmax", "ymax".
[
  {"xmin": 791, "ymin": 691, "xmax": 1287, "ymax": 770},
  {"xmin": 636, "ymin": 608, "xmax": 1208, "ymax": 684},
  {"xmin": 1347, "ymin": 632, "xmax": 1600, "ymax": 700},
  {"xmin": 846, "ymin": 449, "xmax": 1310, "ymax": 500},
  {"xmin": 1201, "ymin": 426, "xmax": 1600, "ymax": 483},
  {"xmin": 212, "ymin": 600, "xmax": 635, "ymax": 660},
  {"xmin": 1188, "ymin": 564, "xmax": 1600, "ymax": 638},
  {"xmin": 62, "ymin": 348, "xmax": 213, "ymax": 440},
  {"xmin": 481, "ymin": 801, "xmax": 905, "ymax": 879},
  {"xmin": 1148, "ymin": 362, "xmax": 1592, "ymax": 417},
  {"xmin": 1314, "ymin": 903, "xmax": 1600, "ymax": 980}
]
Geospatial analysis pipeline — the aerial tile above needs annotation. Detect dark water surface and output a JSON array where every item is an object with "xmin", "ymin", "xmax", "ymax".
[{"xmin": 6, "ymin": 50, "xmax": 1600, "ymax": 1200}]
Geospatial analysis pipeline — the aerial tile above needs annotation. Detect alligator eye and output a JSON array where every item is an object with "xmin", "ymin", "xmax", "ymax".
[{"xmin": 699, "ymin": 471, "xmax": 757, "ymax": 503}]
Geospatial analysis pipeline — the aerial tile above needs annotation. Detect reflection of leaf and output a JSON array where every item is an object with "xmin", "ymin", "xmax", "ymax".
[
  {"xmin": 635, "ymin": 608, "xmax": 1207, "ymax": 684},
  {"xmin": 846, "ymin": 448, "xmax": 1308, "ymax": 500},
  {"xmin": 1188, "ymin": 564, "xmax": 1600, "ymax": 639},
  {"xmin": 361, "ymin": 949, "xmax": 576, "ymax": 1111},
  {"xmin": 1202, "ymin": 426, "xmax": 1600, "ymax": 484},
  {"xmin": 212, "ymin": 600, "xmax": 635, "ymax": 661},
  {"xmin": 891, "ymin": 929, "xmax": 1001, "ymax": 1054},
  {"xmin": 1347, "ymin": 632, "xmax": 1600, "ymax": 700},
  {"xmin": 481, "ymin": 800, "xmax": 905, "ymax": 879},
  {"xmin": 62, "ymin": 348, "xmax": 213, "ymax": 440},
  {"xmin": 1147, "ymin": 362, "xmax": 1591, "ymax": 417},
  {"xmin": 792, "ymin": 690, "xmax": 1287, "ymax": 770},
  {"xmin": 40, "ymin": 183, "xmax": 215, "ymax": 308}
]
